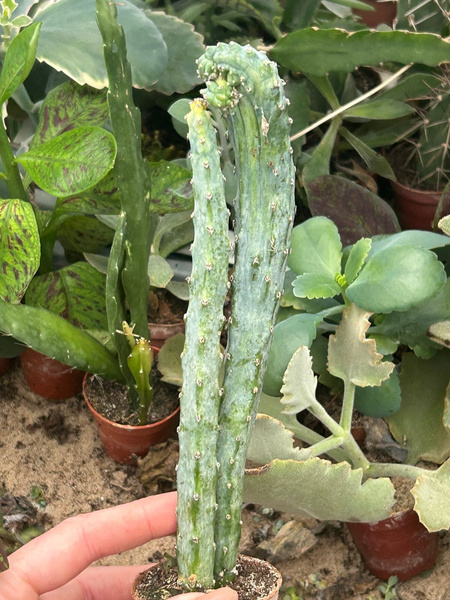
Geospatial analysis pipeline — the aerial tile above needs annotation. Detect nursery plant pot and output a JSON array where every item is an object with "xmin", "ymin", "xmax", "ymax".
[
  {"xmin": 353, "ymin": 0, "xmax": 397, "ymax": 27},
  {"xmin": 347, "ymin": 508, "xmax": 439, "ymax": 581},
  {"xmin": 132, "ymin": 555, "xmax": 282, "ymax": 600},
  {"xmin": 83, "ymin": 373, "xmax": 180, "ymax": 465},
  {"xmin": 392, "ymin": 180, "xmax": 440, "ymax": 231},
  {"xmin": 0, "ymin": 357, "xmax": 15, "ymax": 378},
  {"xmin": 20, "ymin": 348, "xmax": 85, "ymax": 400}
]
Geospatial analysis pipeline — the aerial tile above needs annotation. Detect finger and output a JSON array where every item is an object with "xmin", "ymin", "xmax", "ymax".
[
  {"xmin": 172, "ymin": 588, "xmax": 239, "ymax": 600},
  {"xmin": 2, "ymin": 492, "xmax": 177, "ymax": 598},
  {"xmin": 40, "ymin": 565, "xmax": 148, "ymax": 600}
]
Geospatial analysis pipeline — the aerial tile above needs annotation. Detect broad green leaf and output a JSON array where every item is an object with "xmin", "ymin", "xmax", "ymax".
[
  {"xmin": 354, "ymin": 368, "xmax": 402, "ymax": 418},
  {"xmin": 387, "ymin": 351, "xmax": 450, "ymax": 465},
  {"xmin": 17, "ymin": 126, "xmax": 117, "ymax": 196},
  {"xmin": 328, "ymin": 303, "xmax": 394, "ymax": 387},
  {"xmin": 368, "ymin": 334, "xmax": 398, "ymax": 356},
  {"xmin": 149, "ymin": 161, "xmax": 193, "ymax": 214},
  {"xmin": 288, "ymin": 216, "xmax": 342, "ymax": 277},
  {"xmin": 347, "ymin": 245, "xmax": 446, "ymax": 313},
  {"xmin": 244, "ymin": 457, "xmax": 395, "ymax": 522},
  {"xmin": 166, "ymin": 279, "xmax": 189, "ymax": 301},
  {"xmin": 144, "ymin": 11, "xmax": 203, "ymax": 95},
  {"xmin": 263, "ymin": 313, "xmax": 321, "ymax": 397},
  {"xmin": 157, "ymin": 332, "xmax": 184, "ymax": 386},
  {"xmin": 0, "ymin": 298, "xmax": 122, "ymax": 381},
  {"xmin": 292, "ymin": 272, "xmax": 341, "ymax": 299},
  {"xmin": 281, "ymin": 271, "xmax": 340, "ymax": 312},
  {"xmin": 307, "ymin": 176, "xmax": 400, "ymax": 246},
  {"xmin": 158, "ymin": 218, "xmax": 194, "ymax": 260},
  {"xmin": 153, "ymin": 211, "xmax": 192, "ymax": 255},
  {"xmin": 32, "ymin": 80, "xmax": 108, "ymax": 148},
  {"xmin": 148, "ymin": 254, "xmax": 173, "ymax": 289},
  {"xmin": 33, "ymin": 0, "xmax": 167, "ymax": 89},
  {"xmin": 339, "ymin": 127, "xmax": 396, "ymax": 180},
  {"xmin": 344, "ymin": 238, "xmax": 371, "ymax": 285},
  {"xmin": 57, "ymin": 216, "xmax": 115, "ymax": 258},
  {"xmin": 0, "ymin": 21, "xmax": 41, "ymax": 104},
  {"xmin": 0, "ymin": 199, "xmax": 40, "ymax": 303},
  {"xmin": 374, "ymin": 280, "xmax": 450, "ymax": 359},
  {"xmin": 280, "ymin": 346, "xmax": 318, "ymax": 414},
  {"xmin": 412, "ymin": 459, "xmax": 450, "ymax": 532},
  {"xmin": 370, "ymin": 230, "xmax": 450, "ymax": 256},
  {"xmin": 25, "ymin": 262, "xmax": 107, "ymax": 330},
  {"xmin": 247, "ymin": 414, "xmax": 309, "ymax": 465},
  {"xmin": 270, "ymin": 29, "xmax": 450, "ymax": 75},
  {"xmin": 168, "ymin": 98, "xmax": 190, "ymax": 138},
  {"xmin": 343, "ymin": 99, "xmax": 415, "ymax": 120}
]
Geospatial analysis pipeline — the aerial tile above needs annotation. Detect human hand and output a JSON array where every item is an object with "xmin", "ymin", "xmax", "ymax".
[{"xmin": 0, "ymin": 491, "xmax": 237, "ymax": 600}]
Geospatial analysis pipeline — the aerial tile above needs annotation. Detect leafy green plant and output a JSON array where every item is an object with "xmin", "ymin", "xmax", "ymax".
[
  {"xmin": 269, "ymin": 25, "xmax": 450, "ymax": 231},
  {"xmin": 174, "ymin": 40, "xmax": 295, "ymax": 591},
  {"xmin": 239, "ymin": 215, "xmax": 450, "ymax": 533},
  {"xmin": 0, "ymin": 1, "xmax": 190, "ymax": 425}
]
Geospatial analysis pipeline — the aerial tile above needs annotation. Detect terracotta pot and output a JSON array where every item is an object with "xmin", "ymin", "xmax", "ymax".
[
  {"xmin": 353, "ymin": 0, "xmax": 397, "ymax": 27},
  {"xmin": 83, "ymin": 373, "xmax": 180, "ymax": 465},
  {"xmin": 132, "ymin": 555, "xmax": 282, "ymax": 600},
  {"xmin": 392, "ymin": 180, "xmax": 440, "ymax": 231},
  {"xmin": 0, "ymin": 357, "xmax": 15, "ymax": 378},
  {"xmin": 20, "ymin": 348, "xmax": 85, "ymax": 400},
  {"xmin": 148, "ymin": 321, "xmax": 185, "ymax": 350},
  {"xmin": 347, "ymin": 508, "xmax": 439, "ymax": 581}
]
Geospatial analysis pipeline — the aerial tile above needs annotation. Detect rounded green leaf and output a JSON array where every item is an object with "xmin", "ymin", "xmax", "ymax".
[
  {"xmin": 0, "ymin": 199, "xmax": 40, "ymax": 303},
  {"xmin": 288, "ymin": 216, "xmax": 342, "ymax": 277},
  {"xmin": 354, "ymin": 368, "xmax": 401, "ymax": 418},
  {"xmin": 145, "ymin": 11, "xmax": 203, "ymax": 95},
  {"xmin": 17, "ymin": 126, "xmax": 117, "ymax": 197},
  {"xmin": 34, "ymin": 0, "xmax": 167, "ymax": 89},
  {"xmin": 263, "ymin": 313, "xmax": 320, "ymax": 397},
  {"xmin": 0, "ymin": 21, "xmax": 41, "ymax": 104},
  {"xmin": 347, "ymin": 245, "xmax": 446, "ymax": 313},
  {"xmin": 25, "ymin": 262, "xmax": 107, "ymax": 330}
]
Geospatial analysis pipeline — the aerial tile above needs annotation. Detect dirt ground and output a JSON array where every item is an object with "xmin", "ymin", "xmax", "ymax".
[{"xmin": 1, "ymin": 362, "xmax": 449, "ymax": 600}]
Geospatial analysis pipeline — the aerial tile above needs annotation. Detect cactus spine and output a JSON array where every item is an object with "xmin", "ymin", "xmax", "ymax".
[
  {"xmin": 178, "ymin": 43, "xmax": 295, "ymax": 589},
  {"xmin": 177, "ymin": 99, "xmax": 230, "ymax": 590}
]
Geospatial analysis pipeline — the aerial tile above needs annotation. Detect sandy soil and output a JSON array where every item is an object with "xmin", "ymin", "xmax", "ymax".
[{"xmin": 1, "ymin": 362, "xmax": 449, "ymax": 599}]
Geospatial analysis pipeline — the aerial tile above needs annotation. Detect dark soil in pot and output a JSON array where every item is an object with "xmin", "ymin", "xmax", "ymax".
[
  {"xmin": 132, "ymin": 555, "xmax": 282, "ymax": 600},
  {"xmin": 84, "ymin": 366, "xmax": 178, "ymax": 427}
]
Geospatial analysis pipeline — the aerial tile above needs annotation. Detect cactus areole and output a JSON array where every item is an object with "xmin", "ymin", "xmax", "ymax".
[{"xmin": 176, "ymin": 42, "xmax": 295, "ymax": 591}]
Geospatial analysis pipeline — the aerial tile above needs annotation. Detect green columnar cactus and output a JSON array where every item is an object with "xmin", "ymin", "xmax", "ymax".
[
  {"xmin": 177, "ymin": 99, "xmax": 230, "ymax": 590},
  {"xmin": 178, "ymin": 42, "xmax": 295, "ymax": 589}
]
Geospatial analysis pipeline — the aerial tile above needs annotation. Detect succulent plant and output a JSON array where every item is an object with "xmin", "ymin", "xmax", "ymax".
[{"xmin": 176, "ymin": 42, "xmax": 295, "ymax": 590}]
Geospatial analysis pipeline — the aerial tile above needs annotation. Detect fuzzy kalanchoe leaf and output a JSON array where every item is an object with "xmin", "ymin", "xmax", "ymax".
[
  {"xmin": 177, "ymin": 99, "xmax": 230, "ymax": 590},
  {"xmin": 198, "ymin": 42, "xmax": 296, "ymax": 581}
]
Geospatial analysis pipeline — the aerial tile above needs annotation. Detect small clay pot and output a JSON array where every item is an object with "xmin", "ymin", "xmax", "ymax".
[
  {"xmin": 83, "ymin": 373, "xmax": 180, "ymax": 465},
  {"xmin": 392, "ymin": 180, "xmax": 440, "ymax": 231},
  {"xmin": 347, "ymin": 508, "xmax": 439, "ymax": 581},
  {"xmin": 0, "ymin": 357, "xmax": 15, "ymax": 378},
  {"xmin": 20, "ymin": 348, "xmax": 85, "ymax": 400},
  {"xmin": 132, "ymin": 555, "xmax": 282, "ymax": 600},
  {"xmin": 148, "ymin": 321, "xmax": 185, "ymax": 350},
  {"xmin": 353, "ymin": 0, "xmax": 397, "ymax": 27}
]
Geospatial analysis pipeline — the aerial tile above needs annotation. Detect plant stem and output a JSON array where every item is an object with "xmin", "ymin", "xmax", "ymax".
[
  {"xmin": 365, "ymin": 462, "xmax": 423, "ymax": 480},
  {"xmin": 0, "ymin": 117, "xmax": 28, "ymax": 201},
  {"xmin": 340, "ymin": 380, "xmax": 356, "ymax": 432}
]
